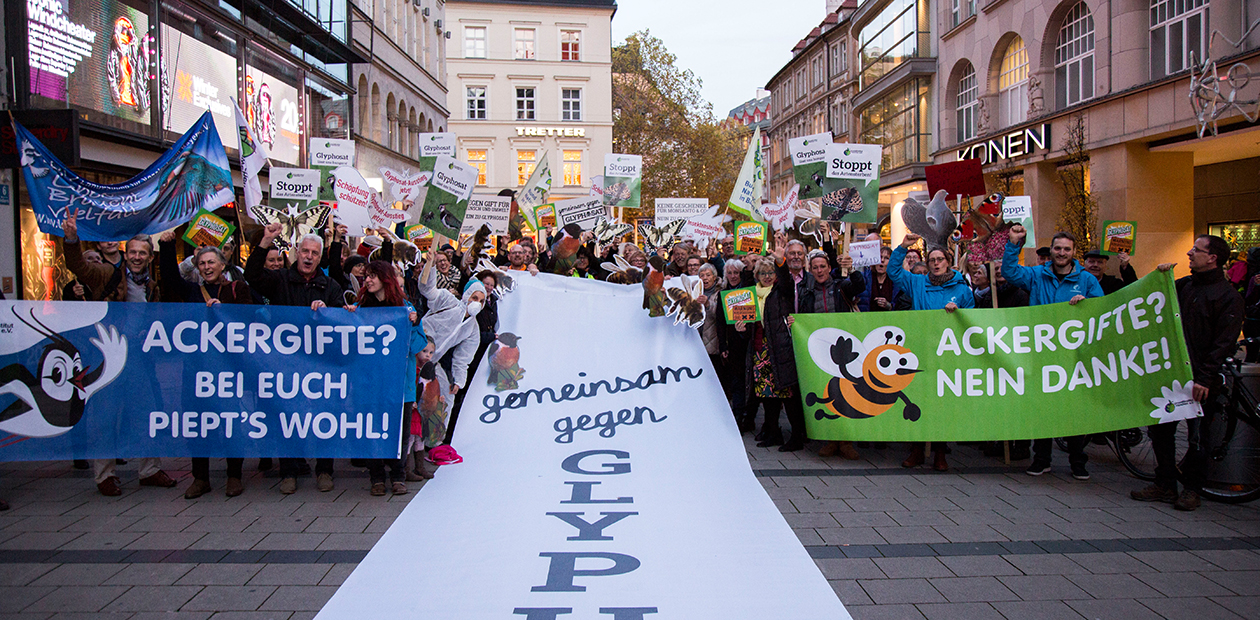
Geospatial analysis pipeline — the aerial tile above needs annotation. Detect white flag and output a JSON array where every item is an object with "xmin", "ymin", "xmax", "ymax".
[
  {"xmin": 517, "ymin": 150, "xmax": 552, "ymax": 229},
  {"xmin": 232, "ymin": 98, "xmax": 271, "ymax": 213},
  {"xmin": 727, "ymin": 126, "xmax": 764, "ymax": 218}
]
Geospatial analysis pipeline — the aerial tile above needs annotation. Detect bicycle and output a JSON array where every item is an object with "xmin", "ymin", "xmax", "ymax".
[{"xmin": 1056, "ymin": 429, "xmax": 1161, "ymax": 481}]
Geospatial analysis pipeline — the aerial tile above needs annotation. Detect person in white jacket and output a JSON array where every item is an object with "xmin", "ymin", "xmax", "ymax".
[{"xmin": 417, "ymin": 254, "xmax": 485, "ymax": 447}]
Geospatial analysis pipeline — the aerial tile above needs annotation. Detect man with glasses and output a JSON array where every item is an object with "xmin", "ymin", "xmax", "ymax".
[
  {"xmin": 1004, "ymin": 227, "xmax": 1104, "ymax": 480},
  {"xmin": 1132, "ymin": 235, "xmax": 1243, "ymax": 511}
]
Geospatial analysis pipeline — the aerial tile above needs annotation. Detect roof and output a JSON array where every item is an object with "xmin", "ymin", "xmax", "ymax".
[
  {"xmin": 765, "ymin": 7, "xmax": 854, "ymax": 88},
  {"xmin": 727, "ymin": 96, "xmax": 771, "ymax": 119}
]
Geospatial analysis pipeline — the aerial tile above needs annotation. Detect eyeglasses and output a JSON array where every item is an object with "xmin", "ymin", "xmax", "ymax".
[
  {"xmin": 927, "ymin": 257, "xmax": 949, "ymax": 264},
  {"xmin": 1189, "ymin": 246, "xmax": 1209, "ymax": 254}
]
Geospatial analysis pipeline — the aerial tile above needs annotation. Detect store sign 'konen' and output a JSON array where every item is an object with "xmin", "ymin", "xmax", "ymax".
[
  {"xmin": 957, "ymin": 123, "xmax": 1050, "ymax": 164},
  {"xmin": 515, "ymin": 127, "xmax": 587, "ymax": 137}
]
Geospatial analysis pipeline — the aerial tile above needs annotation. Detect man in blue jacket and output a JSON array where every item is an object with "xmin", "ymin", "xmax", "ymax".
[{"xmin": 1003, "ymin": 225, "xmax": 1104, "ymax": 480}]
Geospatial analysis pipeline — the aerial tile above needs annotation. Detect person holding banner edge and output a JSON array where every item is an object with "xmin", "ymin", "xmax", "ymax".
[
  {"xmin": 1003, "ymin": 225, "xmax": 1104, "ymax": 480},
  {"xmin": 246, "ymin": 222, "xmax": 346, "ymax": 494},
  {"xmin": 888, "ymin": 233, "xmax": 975, "ymax": 471}
]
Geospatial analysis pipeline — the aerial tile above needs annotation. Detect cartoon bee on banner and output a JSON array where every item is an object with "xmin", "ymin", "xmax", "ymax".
[{"xmin": 804, "ymin": 327, "xmax": 923, "ymax": 422}]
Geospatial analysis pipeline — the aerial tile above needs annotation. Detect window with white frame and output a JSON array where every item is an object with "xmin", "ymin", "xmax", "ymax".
[
  {"xmin": 562, "ymin": 88, "xmax": 582, "ymax": 121},
  {"xmin": 561, "ymin": 30, "xmax": 581, "ymax": 61},
  {"xmin": 517, "ymin": 150, "xmax": 536, "ymax": 186},
  {"xmin": 466, "ymin": 149, "xmax": 488, "ymax": 185},
  {"xmin": 831, "ymin": 44, "xmax": 841, "ymax": 77},
  {"xmin": 515, "ymin": 87, "xmax": 536, "ymax": 120},
  {"xmin": 956, "ymin": 63, "xmax": 979, "ymax": 143},
  {"xmin": 514, "ymin": 28, "xmax": 536, "ymax": 60},
  {"xmin": 813, "ymin": 56, "xmax": 823, "ymax": 86},
  {"xmin": 464, "ymin": 26, "xmax": 486, "ymax": 58},
  {"xmin": 1151, "ymin": 0, "xmax": 1208, "ymax": 79},
  {"xmin": 999, "ymin": 36, "xmax": 1029, "ymax": 127},
  {"xmin": 563, "ymin": 150, "xmax": 582, "ymax": 186},
  {"xmin": 466, "ymin": 86, "xmax": 487, "ymax": 120},
  {"xmin": 950, "ymin": 0, "xmax": 976, "ymax": 28},
  {"xmin": 1055, "ymin": 1, "xmax": 1095, "ymax": 109}
]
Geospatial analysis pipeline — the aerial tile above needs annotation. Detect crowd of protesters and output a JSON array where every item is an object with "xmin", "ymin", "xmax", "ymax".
[{"xmin": 46, "ymin": 194, "xmax": 1247, "ymax": 513}]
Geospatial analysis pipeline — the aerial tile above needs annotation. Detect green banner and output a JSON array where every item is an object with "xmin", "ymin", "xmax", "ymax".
[{"xmin": 791, "ymin": 271, "xmax": 1200, "ymax": 442}]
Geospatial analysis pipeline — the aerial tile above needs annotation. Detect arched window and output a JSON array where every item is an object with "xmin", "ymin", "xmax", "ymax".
[
  {"xmin": 956, "ymin": 63, "xmax": 978, "ymax": 143},
  {"xmin": 1055, "ymin": 1, "xmax": 1095, "ymax": 109},
  {"xmin": 999, "ymin": 36, "xmax": 1029, "ymax": 127},
  {"xmin": 1150, "ymin": 0, "xmax": 1207, "ymax": 78}
]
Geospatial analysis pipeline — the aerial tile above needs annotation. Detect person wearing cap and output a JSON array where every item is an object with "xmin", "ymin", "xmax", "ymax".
[
  {"xmin": 1036, "ymin": 246, "xmax": 1051, "ymax": 265},
  {"xmin": 1082, "ymin": 249, "xmax": 1137, "ymax": 295}
]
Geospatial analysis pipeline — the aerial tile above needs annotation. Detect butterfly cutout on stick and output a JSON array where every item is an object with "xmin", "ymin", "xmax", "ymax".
[
  {"xmin": 664, "ymin": 274, "xmax": 706, "ymax": 328},
  {"xmin": 819, "ymin": 186, "xmax": 865, "ymax": 218},
  {"xmin": 250, "ymin": 204, "xmax": 331, "ymax": 253},
  {"xmin": 591, "ymin": 217, "xmax": 633, "ymax": 248},
  {"xmin": 604, "ymin": 182, "xmax": 632, "ymax": 203},
  {"xmin": 638, "ymin": 218, "xmax": 686, "ymax": 254}
]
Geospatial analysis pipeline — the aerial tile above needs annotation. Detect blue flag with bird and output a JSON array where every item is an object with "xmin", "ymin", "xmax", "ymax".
[{"xmin": 13, "ymin": 111, "xmax": 234, "ymax": 242}]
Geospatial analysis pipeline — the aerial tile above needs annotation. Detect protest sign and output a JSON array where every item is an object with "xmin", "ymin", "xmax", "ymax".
[
  {"xmin": 461, "ymin": 195, "xmax": 512, "ymax": 235},
  {"xmin": 181, "ymin": 209, "xmax": 236, "ymax": 249},
  {"xmin": 590, "ymin": 174, "xmax": 605, "ymax": 198},
  {"xmin": 330, "ymin": 166, "xmax": 376, "ymax": 232},
  {"xmin": 792, "ymin": 271, "xmax": 1198, "ymax": 442},
  {"xmin": 404, "ymin": 224, "xmax": 434, "ymax": 251},
  {"xmin": 1002, "ymin": 196, "xmax": 1036, "ymax": 248},
  {"xmin": 421, "ymin": 155, "xmax": 478, "ymax": 239},
  {"xmin": 1103, "ymin": 220, "xmax": 1137, "ymax": 255},
  {"xmin": 310, "ymin": 138, "xmax": 356, "ymax": 206},
  {"xmin": 654, "ymin": 198, "xmax": 708, "ymax": 225},
  {"xmin": 727, "ymin": 126, "xmax": 764, "ymax": 218},
  {"xmin": 734, "ymin": 221, "xmax": 767, "ymax": 255},
  {"xmin": 556, "ymin": 196, "xmax": 607, "ymax": 230},
  {"xmin": 925, "ymin": 159, "xmax": 986, "ymax": 198},
  {"xmin": 848, "ymin": 239, "xmax": 882, "ymax": 269},
  {"xmin": 233, "ymin": 99, "xmax": 269, "ymax": 213},
  {"xmin": 418, "ymin": 132, "xmax": 457, "ymax": 158},
  {"xmin": 821, "ymin": 143, "xmax": 881, "ymax": 223},
  {"xmin": 0, "ymin": 301, "xmax": 410, "ymax": 459},
  {"xmin": 380, "ymin": 167, "xmax": 432, "ymax": 205},
  {"xmin": 315, "ymin": 274, "xmax": 850, "ymax": 620},
  {"xmin": 721, "ymin": 287, "xmax": 761, "ymax": 324},
  {"xmin": 680, "ymin": 206, "xmax": 731, "ymax": 248},
  {"xmin": 534, "ymin": 203, "xmax": 556, "ymax": 228},
  {"xmin": 15, "ymin": 111, "xmax": 233, "ymax": 242},
  {"xmin": 603, "ymin": 154, "xmax": 642, "ymax": 209},
  {"xmin": 762, "ymin": 185, "xmax": 799, "ymax": 232}
]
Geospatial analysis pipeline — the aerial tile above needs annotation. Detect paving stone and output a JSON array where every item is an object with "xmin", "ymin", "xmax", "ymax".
[
  {"xmin": 792, "ymin": 499, "xmax": 855, "ymax": 513},
  {"xmin": 247, "ymin": 565, "xmax": 332, "ymax": 587},
  {"xmin": 874, "ymin": 526, "xmax": 949, "ymax": 545},
  {"xmin": 1064, "ymin": 598, "xmax": 1162, "ymax": 620},
  {"xmin": 101, "ymin": 586, "xmax": 202, "ymax": 612},
  {"xmin": 122, "ymin": 532, "xmax": 206, "ymax": 550},
  {"xmin": 0, "ymin": 533, "xmax": 84, "ymax": 549},
  {"xmin": 1134, "ymin": 571, "xmax": 1237, "ymax": 598},
  {"xmin": 887, "ymin": 511, "xmax": 953, "ymax": 527},
  {"xmin": 783, "ymin": 513, "xmax": 841, "ymax": 528},
  {"xmin": 934, "ymin": 525, "xmax": 1007, "ymax": 543},
  {"xmin": 28, "ymin": 564, "xmax": 126, "ymax": 587},
  {"xmin": 251, "ymin": 534, "xmax": 328, "ymax": 551},
  {"xmin": 938, "ymin": 555, "xmax": 1020, "ymax": 577},
  {"xmin": 1065, "ymin": 573, "xmax": 1163, "ymax": 599},
  {"xmin": 183, "ymin": 586, "xmax": 279, "ymax": 611},
  {"xmin": 22, "ymin": 586, "xmax": 130, "ymax": 613},
  {"xmin": 1063, "ymin": 551, "xmax": 1156, "ymax": 574},
  {"xmin": 990, "ymin": 600, "xmax": 1088, "ymax": 619},
  {"xmin": 829, "ymin": 579, "xmax": 874, "ymax": 606},
  {"xmin": 314, "ymin": 533, "xmax": 380, "ymax": 551},
  {"xmin": 187, "ymin": 533, "xmax": 267, "ymax": 551},
  {"xmin": 990, "ymin": 523, "xmax": 1068, "ymax": 541},
  {"xmin": 183, "ymin": 517, "xmax": 260, "ymax": 534},
  {"xmin": 0, "ymin": 586, "xmax": 57, "ymax": 613},
  {"xmin": 996, "ymin": 575, "xmax": 1091, "ymax": 601},
  {"xmin": 816, "ymin": 527, "xmax": 887, "ymax": 545},
  {"xmin": 794, "ymin": 528, "xmax": 824, "ymax": 545},
  {"xmin": 872, "ymin": 557, "xmax": 953, "ymax": 579},
  {"xmin": 257, "ymin": 586, "xmax": 336, "ymax": 611},
  {"xmin": 1002, "ymin": 553, "xmax": 1092, "ymax": 575},
  {"xmin": 858, "ymin": 578, "xmax": 946, "ymax": 604},
  {"xmin": 204, "ymin": 612, "xmax": 294, "ymax": 619},
  {"xmin": 833, "ymin": 512, "xmax": 898, "ymax": 528},
  {"xmin": 845, "ymin": 498, "xmax": 905, "ymax": 512},
  {"xmin": 102, "ymin": 564, "xmax": 197, "ymax": 586},
  {"xmin": 915, "ymin": 602, "xmax": 1004, "ymax": 620},
  {"xmin": 941, "ymin": 510, "xmax": 1011, "ymax": 526},
  {"xmin": 175, "ymin": 565, "xmax": 264, "ymax": 586},
  {"xmin": 1192, "ymin": 549, "xmax": 1260, "ymax": 571},
  {"xmin": 1209, "ymin": 595, "xmax": 1260, "ymax": 618},
  {"xmin": 1200, "ymin": 570, "xmax": 1260, "ymax": 596},
  {"xmin": 1128, "ymin": 550, "xmax": 1220, "ymax": 572},
  {"xmin": 0, "ymin": 564, "xmax": 56, "ymax": 587},
  {"xmin": 846, "ymin": 603, "xmax": 926, "ymax": 620},
  {"xmin": 316, "ymin": 564, "xmax": 356, "ymax": 587},
  {"xmin": 53, "ymin": 533, "xmax": 144, "ymax": 551},
  {"xmin": 1136, "ymin": 597, "xmax": 1246, "ymax": 620},
  {"xmin": 814, "ymin": 558, "xmax": 886, "ymax": 580},
  {"xmin": 928, "ymin": 576, "xmax": 1019, "ymax": 603}
]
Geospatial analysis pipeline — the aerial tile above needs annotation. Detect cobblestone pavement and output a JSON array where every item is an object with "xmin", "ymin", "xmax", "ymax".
[{"xmin": 0, "ymin": 434, "xmax": 1255, "ymax": 619}]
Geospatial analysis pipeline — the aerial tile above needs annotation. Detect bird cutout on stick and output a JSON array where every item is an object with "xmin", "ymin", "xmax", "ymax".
[
  {"xmin": 642, "ymin": 255, "xmax": 668, "ymax": 317},
  {"xmin": 680, "ymin": 206, "xmax": 734, "ymax": 250},
  {"xmin": 474, "ymin": 257, "xmax": 515, "ymax": 297},
  {"xmin": 486, "ymin": 332, "xmax": 525, "ymax": 392},
  {"xmin": 960, "ymin": 193, "xmax": 1011, "ymax": 262},
  {"xmin": 250, "ymin": 204, "xmax": 331, "ymax": 253},
  {"xmin": 664, "ymin": 274, "xmax": 707, "ymax": 328},
  {"xmin": 549, "ymin": 223, "xmax": 585, "ymax": 275},
  {"xmin": 638, "ymin": 218, "xmax": 687, "ymax": 254},
  {"xmin": 820, "ymin": 186, "xmax": 865, "ymax": 218},
  {"xmin": 600, "ymin": 253, "xmax": 642, "ymax": 280},
  {"xmin": 899, "ymin": 189, "xmax": 957, "ymax": 251},
  {"xmin": 795, "ymin": 200, "xmax": 828, "ymax": 246}
]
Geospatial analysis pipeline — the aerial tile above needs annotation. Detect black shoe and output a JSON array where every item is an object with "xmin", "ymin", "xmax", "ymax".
[
  {"xmin": 756, "ymin": 435, "xmax": 784, "ymax": 448},
  {"xmin": 1025, "ymin": 461, "xmax": 1051, "ymax": 476},
  {"xmin": 1071, "ymin": 464, "xmax": 1090, "ymax": 480},
  {"xmin": 778, "ymin": 440, "xmax": 805, "ymax": 452},
  {"xmin": 115, "ymin": 459, "xmax": 127, "ymax": 465},
  {"xmin": 73, "ymin": 460, "xmax": 89, "ymax": 470}
]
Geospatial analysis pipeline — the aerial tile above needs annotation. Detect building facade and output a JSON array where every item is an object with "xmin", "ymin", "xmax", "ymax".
[
  {"xmin": 937, "ymin": 0, "xmax": 1260, "ymax": 272},
  {"xmin": 350, "ymin": 0, "xmax": 450, "ymax": 185},
  {"xmin": 444, "ymin": 0, "xmax": 615, "ymax": 201}
]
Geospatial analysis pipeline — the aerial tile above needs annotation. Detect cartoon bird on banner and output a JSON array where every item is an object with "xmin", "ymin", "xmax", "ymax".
[
  {"xmin": 959, "ymin": 193, "xmax": 1010, "ymax": 262},
  {"xmin": 486, "ymin": 332, "xmax": 525, "ymax": 391},
  {"xmin": 804, "ymin": 326, "xmax": 923, "ymax": 423},
  {"xmin": 642, "ymin": 255, "xmax": 668, "ymax": 317},
  {"xmin": 899, "ymin": 189, "xmax": 956, "ymax": 251},
  {"xmin": 0, "ymin": 308, "xmax": 127, "ymax": 439},
  {"xmin": 549, "ymin": 224, "xmax": 585, "ymax": 275}
]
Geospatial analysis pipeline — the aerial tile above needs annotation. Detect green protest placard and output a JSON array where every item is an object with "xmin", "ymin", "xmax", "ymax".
[
  {"xmin": 734, "ymin": 220, "xmax": 767, "ymax": 256},
  {"xmin": 182, "ymin": 208, "xmax": 236, "ymax": 248},
  {"xmin": 721, "ymin": 287, "xmax": 761, "ymax": 324},
  {"xmin": 1102, "ymin": 220, "xmax": 1137, "ymax": 255},
  {"xmin": 534, "ymin": 203, "xmax": 556, "ymax": 228},
  {"xmin": 791, "ymin": 271, "xmax": 1198, "ymax": 442}
]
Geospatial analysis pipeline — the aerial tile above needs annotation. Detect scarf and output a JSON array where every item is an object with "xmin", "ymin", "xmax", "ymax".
[
  {"xmin": 754, "ymin": 283, "xmax": 773, "ymax": 322},
  {"xmin": 126, "ymin": 268, "xmax": 150, "ymax": 287},
  {"xmin": 928, "ymin": 270, "xmax": 953, "ymax": 287}
]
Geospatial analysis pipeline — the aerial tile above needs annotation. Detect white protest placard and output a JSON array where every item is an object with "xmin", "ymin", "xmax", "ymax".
[
  {"xmin": 788, "ymin": 132, "xmax": 832, "ymax": 166},
  {"xmin": 555, "ymin": 196, "xmax": 608, "ymax": 230},
  {"xmin": 680, "ymin": 205, "xmax": 732, "ymax": 249},
  {"xmin": 825, "ymin": 143, "xmax": 881, "ymax": 181},
  {"xmin": 590, "ymin": 175, "xmax": 604, "ymax": 198},
  {"xmin": 761, "ymin": 184, "xmax": 799, "ymax": 232},
  {"xmin": 460, "ymin": 195, "xmax": 512, "ymax": 235},
  {"xmin": 1002, "ymin": 195, "xmax": 1036, "ymax": 248},
  {"xmin": 654, "ymin": 198, "xmax": 708, "ymax": 225},
  {"xmin": 269, "ymin": 168, "xmax": 321, "ymax": 201},
  {"xmin": 330, "ymin": 166, "xmax": 375, "ymax": 231},
  {"xmin": 418, "ymin": 133, "xmax": 457, "ymax": 158},
  {"xmin": 314, "ymin": 274, "xmax": 852, "ymax": 620},
  {"xmin": 379, "ymin": 167, "xmax": 432, "ymax": 203},
  {"xmin": 849, "ymin": 239, "xmax": 883, "ymax": 269},
  {"xmin": 309, "ymin": 138, "xmax": 356, "ymax": 168}
]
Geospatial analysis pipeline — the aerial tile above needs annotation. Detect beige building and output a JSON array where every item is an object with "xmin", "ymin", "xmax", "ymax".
[
  {"xmin": 444, "ymin": 0, "xmax": 615, "ymax": 201},
  {"xmin": 937, "ymin": 0, "xmax": 1260, "ymax": 273},
  {"xmin": 350, "ymin": 0, "xmax": 450, "ymax": 183}
]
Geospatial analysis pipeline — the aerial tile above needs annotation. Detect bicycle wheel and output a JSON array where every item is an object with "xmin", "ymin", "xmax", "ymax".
[
  {"xmin": 1198, "ymin": 410, "xmax": 1260, "ymax": 504},
  {"xmin": 1115, "ymin": 426, "xmax": 1187, "ymax": 482}
]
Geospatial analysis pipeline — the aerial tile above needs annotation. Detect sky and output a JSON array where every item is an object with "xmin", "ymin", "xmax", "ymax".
[{"xmin": 610, "ymin": 0, "xmax": 829, "ymax": 116}]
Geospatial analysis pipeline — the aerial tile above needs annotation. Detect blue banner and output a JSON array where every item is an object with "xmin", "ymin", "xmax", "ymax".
[
  {"xmin": 15, "ymin": 111, "xmax": 234, "ymax": 242},
  {"xmin": 0, "ymin": 301, "xmax": 410, "ymax": 460}
]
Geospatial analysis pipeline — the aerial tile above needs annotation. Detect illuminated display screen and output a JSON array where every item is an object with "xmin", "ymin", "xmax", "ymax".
[
  {"xmin": 245, "ymin": 64, "xmax": 302, "ymax": 165},
  {"xmin": 27, "ymin": 0, "xmax": 153, "ymax": 125},
  {"xmin": 160, "ymin": 23, "xmax": 237, "ymax": 149}
]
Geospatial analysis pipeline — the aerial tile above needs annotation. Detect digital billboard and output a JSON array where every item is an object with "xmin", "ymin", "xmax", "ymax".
[
  {"xmin": 244, "ymin": 64, "xmax": 302, "ymax": 165},
  {"xmin": 27, "ymin": 0, "xmax": 153, "ymax": 125},
  {"xmin": 159, "ymin": 23, "xmax": 237, "ymax": 149}
]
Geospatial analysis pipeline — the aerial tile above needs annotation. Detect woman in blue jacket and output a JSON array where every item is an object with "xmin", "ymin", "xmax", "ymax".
[{"xmin": 887, "ymin": 233, "xmax": 974, "ymax": 470}]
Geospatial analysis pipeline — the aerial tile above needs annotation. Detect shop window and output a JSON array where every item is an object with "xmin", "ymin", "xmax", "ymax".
[
  {"xmin": 562, "ymin": 30, "xmax": 581, "ymax": 61},
  {"xmin": 1055, "ymin": 1, "xmax": 1095, "ymax": 109},
  {"xmin": 1151, "ymin": 0, "xmax": 1208, "ymax": 79},
  {"xmin": 465, "ymin": 26, "xmax": 486, "ymax": 58},
  {"xmin": 517, "ymin": 150, "xmax": 537, "ymax": 186},
  {"xmin": 516, "ymin": 87, "xmax": 536, "ymax": 120},
  {"xmin": 514, "ymin": 28, "xmax": 536, "ymax": 60},
  {"xmin": 999, "ymin": 36, "xmax": 1030, "ymax": 127},
  {"xmin": 563, "ymin": 150, "xmax": 583, "ymax": 186},
  {"xmin": 562, "ymin": 89, "xmax": 582, "ymax": 121},
  {"xmin": 957, "ymin": 64, "xmax": 978, "ymax": 143},
  {"xmin": 860, "ymin": 78, "xmax": 932, "ymax": 171},
  {"xmin": 467, "ymin": 149, "xmax": 488, "ymax": 185},
  {"xmin": 466, "ymin": 86, "xmax": 487, "ymax": 120}
]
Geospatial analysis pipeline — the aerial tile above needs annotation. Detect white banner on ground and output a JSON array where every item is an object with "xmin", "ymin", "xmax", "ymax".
[{"xmin": 316, "ymin": 274, "xmax": 850, "ymax": 620}]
